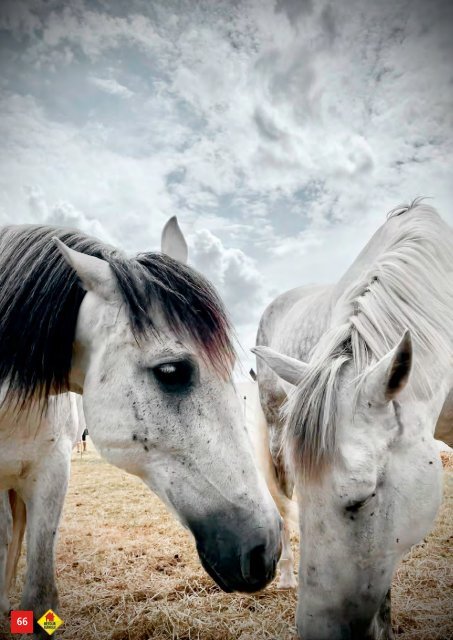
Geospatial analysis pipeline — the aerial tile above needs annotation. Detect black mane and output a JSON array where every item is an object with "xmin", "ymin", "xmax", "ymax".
[{"xmin": 0, "ymin": 225, "xmax": 235, "ymax": 405}]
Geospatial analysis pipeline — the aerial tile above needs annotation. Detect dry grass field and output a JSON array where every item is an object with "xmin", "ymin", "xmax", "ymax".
[{"xmin": 6, "ymin": 445, "xmax": 453, "ymax": 640}]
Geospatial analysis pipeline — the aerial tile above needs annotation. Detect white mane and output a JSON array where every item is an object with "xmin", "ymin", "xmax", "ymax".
[{"xmin": 284, "ymin": 201, "xmax": 453, "ymax": 480}]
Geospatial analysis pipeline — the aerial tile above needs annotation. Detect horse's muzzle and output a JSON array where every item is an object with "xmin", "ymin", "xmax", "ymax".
[
  {"xmin": 187, "ymin": 509, "xmax": 282, "ymax": 592},
  {"xmin": 297, "ymin": 589, "xmax": 394, "ymax": 640}
]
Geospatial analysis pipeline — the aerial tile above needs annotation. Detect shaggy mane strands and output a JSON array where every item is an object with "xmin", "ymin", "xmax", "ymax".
[
  {"xmin": 284, "ymin": 201, "xmax": 453, "ymax": 482},
  {"xmin": 0, "ymin": 225, "xmax": 235, "ymax": 407}
]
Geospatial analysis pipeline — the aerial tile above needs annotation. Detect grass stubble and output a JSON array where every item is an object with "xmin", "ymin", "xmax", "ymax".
[{"xmin": 5, "ymin": 447, "xmax": 452, "ymax": 640}]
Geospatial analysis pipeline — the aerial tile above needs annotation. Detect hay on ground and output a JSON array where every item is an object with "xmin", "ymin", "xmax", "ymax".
[{"xmin": 4, "ymin": 446, "xmax": 452, "ymax": 639}]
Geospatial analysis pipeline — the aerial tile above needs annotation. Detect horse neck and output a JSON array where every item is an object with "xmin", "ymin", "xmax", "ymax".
[
  {"xmin": 296, "ymin": 226, "xmax": 396, "ymax": 347},
  {"xmin": 331, "ymin": 222, "xmax": 391, "ymax": 308},
  {"xmin": 282, "ymin": 286, "xmax": 335, "ymax": 362}
]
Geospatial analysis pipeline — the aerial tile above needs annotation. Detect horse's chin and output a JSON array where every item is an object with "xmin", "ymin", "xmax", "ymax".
[{"xmin": 196, "ymin": 552, "xmax": 233, "ymax": 593}]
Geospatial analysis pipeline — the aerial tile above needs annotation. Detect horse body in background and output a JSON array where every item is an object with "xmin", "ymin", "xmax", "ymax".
[
  {"xmin": 237, "ymin": 380, "xmax": 298, "ymax": 534},
  {"xmin": 255, "ymin": 202, "xmax": 453, "ymax": 639},
  {"xmin": 0, "ymin": 393, "xmax": 82, "ymax": 617},
  {"xmin": 0, "ymin": 391, "xmax": 86, "ymax": 620},
  {"xmin": 0, "ymin": 218, "xmax": 281, "ymax": 632}
]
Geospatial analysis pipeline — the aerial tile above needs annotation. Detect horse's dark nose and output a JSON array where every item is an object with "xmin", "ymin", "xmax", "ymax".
[{"xmin": 188, "ymin": 509, "xmax": 281, "ymax": 592}]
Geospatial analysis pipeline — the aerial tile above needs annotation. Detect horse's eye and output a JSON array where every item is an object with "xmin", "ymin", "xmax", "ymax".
[
  {"xmin": 345, "ymin": 500, "xmax": 366, "ymax": 514},
  {"xmin": 345, "ymin": 492, "xmax": 376, "ymax": 514},
  {"xmin": 153, "ymin": 360, "xmax": 194, "ymax": 392}
]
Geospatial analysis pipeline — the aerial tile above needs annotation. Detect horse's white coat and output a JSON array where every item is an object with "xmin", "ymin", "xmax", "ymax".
[
  {"xmin": 68, "ymin": 266, "xmax": 278, "ymax": 536},
  {"xmin": 0, "ymin": 219, "xmax": 281, "ymax": 632},
  {"xmin": 160, "ymin": 216, "xmax": 189, "ymax": 264},
  {"xmin": 0, "ymin": 392, "xmax": 81, "ymax": 619},
  {"xmin": 238, "ymin": 379, "xmax": 299, "ymax": 590},
  {"xmin": 255, "ymin": 203, "xmax": 453, "ymax": 639},
  {"xmin": 237, "ymin": 380, "xmax": 298, "ymax": 530}
]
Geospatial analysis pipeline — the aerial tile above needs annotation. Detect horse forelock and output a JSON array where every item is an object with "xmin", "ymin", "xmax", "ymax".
[
  {"xmin": 111, "ymin": 251, "xmax": 236, "ymax": 377},
  {"xmin": 284, "ymin": 201, "xmax": 453, "ymax": 482},
  {"xmin": 0, "ymin": 225, "xmax": 235, "ymax": 408}
]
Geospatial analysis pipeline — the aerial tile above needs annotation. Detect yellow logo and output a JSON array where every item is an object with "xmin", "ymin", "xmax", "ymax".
[{"xmin": 37, "ymin": 609, "xmax": 64, "ymax": 636}]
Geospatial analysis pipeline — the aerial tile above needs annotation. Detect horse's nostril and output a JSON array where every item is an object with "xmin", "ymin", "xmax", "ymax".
[
  {"xmin": 250, "ymin": 543, "xmax": 267, "ymax": 575},
  {"xmin": 244, "ymin": 543, "xmax": 267, "ymax": 582}
]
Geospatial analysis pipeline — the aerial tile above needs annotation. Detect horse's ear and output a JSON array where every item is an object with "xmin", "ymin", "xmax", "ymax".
[
  {"xmin": 366, "ymin": 330, "xmax": 412, "ymax": 403},
  {"xmin": 252, "ymin": 346, "xmax": 308, "ymax": 386},
  {"xmin": 53, "ymin": 238, "xmax": 118, "ymax": 301},
  {"xmin": 161, "ymin": 216, "xmax": 188, "ymax": 264}
]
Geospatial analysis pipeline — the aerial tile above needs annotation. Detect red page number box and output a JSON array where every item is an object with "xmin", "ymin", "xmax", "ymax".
[{"xmin": 11, "ymin": 610, "xmax": 34, "ymax": 634}]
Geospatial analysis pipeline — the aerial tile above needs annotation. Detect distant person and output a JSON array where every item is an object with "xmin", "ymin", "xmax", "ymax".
[{"xmin": 80, "ymin": 427, "xmax": 88, "ymax": 452}]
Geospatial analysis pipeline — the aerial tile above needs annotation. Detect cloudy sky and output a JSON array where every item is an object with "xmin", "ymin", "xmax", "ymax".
[{"xmin": 1, "ymin": 0, "xmax": 452, "ymax": 375}]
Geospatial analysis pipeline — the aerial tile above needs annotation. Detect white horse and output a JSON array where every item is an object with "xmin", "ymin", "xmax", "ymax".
[
  {"xmin": 0, "ymin": 393, "xmax": 82, "ymax": 616},
  {"xmin": 237, "ymin": 379, "xmax": 298, "ymax": 534},
  {"xmin": 254, "ymin": 201, "xmax": 453, "ymax": 639},
  {"xmin": 0, "ymin": 218, "xmax": 281, "ymax": 634}
]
